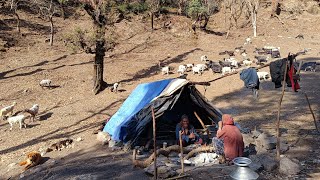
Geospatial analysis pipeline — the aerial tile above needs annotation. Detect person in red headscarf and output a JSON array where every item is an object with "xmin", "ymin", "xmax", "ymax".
[{"xmin": 214, "ymin": 114, "xmax": 244, "ymax": 161}]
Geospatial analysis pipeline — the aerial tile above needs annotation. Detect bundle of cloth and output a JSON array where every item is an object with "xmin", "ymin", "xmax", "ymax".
[
  {"xmin": 269, "ymin": 54, "xmax": 300, "ymax": 92},
  {"xmin": 240, "ymin": 68, "xmax": 260, "ymax": 98}
]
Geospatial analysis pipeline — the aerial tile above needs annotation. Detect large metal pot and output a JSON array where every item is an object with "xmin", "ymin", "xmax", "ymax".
[{"xmin": 230, "ymin": 157, "xmax": 259, "ymax": 180}]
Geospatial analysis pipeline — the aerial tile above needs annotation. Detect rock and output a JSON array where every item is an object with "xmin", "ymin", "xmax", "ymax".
[
  {"xmin": 249, "ymin": 155, "xmax": 264, "ymax": 172},
  {"xmin": 20, "ymin": 173, "xmax": 25, "ymax": 178},
  {"xmin": 280, "ymin": 143, "xmax": 289, "ymax": 153},
  {"xmin": 76, "ymin": 137, "xmax": 83, "ymax": 142},
  {"xmin": 97, "ymin": 131, "xmax": 111, "ymax": 145},
  {"xmin": 260, "ymin": 155, "xmax": 278, "ymax": 171},
  {"xmin": 255, "ymin": 133, "xmax": 276, "ymax": 150},
  {"xmin": 279, "ymin": 157, "xmax": 301, "ymax": 175}
]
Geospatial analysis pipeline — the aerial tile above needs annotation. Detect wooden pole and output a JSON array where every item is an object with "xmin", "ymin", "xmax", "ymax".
[
  {"xmin": 304, "ymin": 92, "xmax": 319, "ymax": 133},
  {"xmin": 276, "ymin": 59, "xmax": 288, "ymax": 160},
  {"xmin": 179, "ymin": 130, "xmax": 184, "ymax": 174},
  {"xmin": 194, "ymin": 111, "xmax": 210, "ymax": 138},
  {"xmin": 151, "ymin": 107, "xmax": 157, "ymax": 179}
]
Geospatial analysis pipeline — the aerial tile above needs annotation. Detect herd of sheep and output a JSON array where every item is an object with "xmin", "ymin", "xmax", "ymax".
[{"xmin": 158, "ymin": 41, "xmax": 277, "ymax": 80}]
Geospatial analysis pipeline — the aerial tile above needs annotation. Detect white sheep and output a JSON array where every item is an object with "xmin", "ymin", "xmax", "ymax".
[
  {"xmin": 225, "ymin": 58, "xmax": 238, "ymax": 68},
  {"xmin": 192, "ymin": 66, "xmax": 202, "ymax": 75},
  {"xmin": 221, "ymin": 67, "xmax": 235, "ymax": 76},
  {"xmin": 24, "ymin": 104, "xmax": 39, "ymax": 122},
  {"xmin": 39, "ymin": 79, "xmax": 52, "ymax": 88},
  {"xmin": 177, "ymin": 65, "xmax": 187, "ymax": 75},
  {"xmin": 200, "ymin": 55, "xmax": 208, "ymax": 62},
  {"xmin": 257, "ymin": 72, "xmax": 270, "ymax": 80},
  {"xmin": 243, "ymin": 60, "xmax": 253, "ymax": 66},
  {"xmin": 4, "ymin": 114, "xmax": 28, "ymax": 130},
  {"xmin": 0, "ymin": 102, "xmax": 16, "ymax": 120},
  {"xmin": 195, "ymin": 64, "xmax": 207, "ymax": 72},
  {"xmin": 161, "ymin": 66, "xmax": 170, "ymax": 75}
]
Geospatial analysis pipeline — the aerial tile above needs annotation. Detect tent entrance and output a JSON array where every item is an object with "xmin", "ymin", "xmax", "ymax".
[{"xmin": 135, "ymin": 86, "xmax": 218, "ymax": 147}]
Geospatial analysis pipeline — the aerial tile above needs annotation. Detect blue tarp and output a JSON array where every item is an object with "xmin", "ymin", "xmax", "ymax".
[{"xmin": 103, "ymin": 79, "xmax": 172, "ymax": 141}]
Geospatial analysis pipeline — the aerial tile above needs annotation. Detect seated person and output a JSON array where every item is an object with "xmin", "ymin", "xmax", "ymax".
[
  {"xmin": 212, "ymin": 114, "xmax": 244, "ymax": 162},
  {"xmin": 175, "ymin": 114, "xmax": 203, "ymax": 147}
]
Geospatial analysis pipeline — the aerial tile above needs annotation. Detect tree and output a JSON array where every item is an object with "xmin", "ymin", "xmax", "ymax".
[
  {"xmin": 10, "ymin": 0, "xmax": 21, "ymax": 33},
  {"xmin": 37, "ymin": 0, "xmax": 59, "ymax": 46},
  {"xmin": 187, "ymin": 0, "xmax": 208, "ymax": 32},
  {"xmin": 223, "ymin": 0, "xmax": 246, "ymax": 38},
  {"xmin": 148, "ymin": 0, "xmax": 160, "ymax": 30},
  {"xmin": 57, "ymin": 0, "xmax": 68, "ymax": 19},
  {"xmin": 271, "ymin": 0, "xmax": 280, "ymax": 17},
  {"xmin": 245, "ymin": 0, "xmax": 259, "ymax": 37}
]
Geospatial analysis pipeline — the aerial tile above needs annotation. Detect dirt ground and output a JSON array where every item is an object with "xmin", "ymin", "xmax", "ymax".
[{"xmin": 0, "ymin": 3, "xmax": 320, "ymax": 180}]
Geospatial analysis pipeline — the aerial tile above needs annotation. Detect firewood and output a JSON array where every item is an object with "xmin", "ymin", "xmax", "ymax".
[{"xmin": 183, "ymin": 146, "xmax": 216, "ymax": 160}]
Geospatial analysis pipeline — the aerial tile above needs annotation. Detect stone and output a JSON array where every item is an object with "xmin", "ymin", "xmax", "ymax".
[
  {"xmin": 260, "ymin": 155, "xmax": 278, "ymax": 171},
  {"xmin": 76, "ymin": 137, "xmax": 83, "ymax": 142},
  {"xmin": 280, "ymin": 143, "xmax": 289, "ymax": 153},
  {"xmin": 249, "ymin": 155, "xmax": 264, "ymax": 172},
  {"xmin": 255, "ymin": 133, "xmax": 276, "ymax": 150},
  {"xmin": 279, "ymin": 157, "xmax": 301, "ymax": 175},
  {"xmin": 97, "ymin": 131, "xmax": 111, "ymax": 145}
]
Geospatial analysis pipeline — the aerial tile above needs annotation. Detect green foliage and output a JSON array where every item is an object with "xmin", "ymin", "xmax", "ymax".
[
  {"xmin": 117, "ymin": 2, "xmax": 149, "ymax": 14},
  {"xmin": 187, "ymin": 0, "xmax": 207, "ymax": 19}
]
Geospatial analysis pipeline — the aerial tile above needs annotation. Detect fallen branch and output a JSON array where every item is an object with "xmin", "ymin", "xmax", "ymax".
[
  {"xmin": 184, "ymin": 146, "xmax": 215, "ymax": 160},
  {"xmin": 165, "ymin": 174, "xmax": 189, "ymax": 180}
]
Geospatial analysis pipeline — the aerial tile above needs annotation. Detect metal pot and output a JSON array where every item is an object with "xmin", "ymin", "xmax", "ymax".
[{"xmin": 230, "ymin": 157, "xmax": 259, "ymax": 180}]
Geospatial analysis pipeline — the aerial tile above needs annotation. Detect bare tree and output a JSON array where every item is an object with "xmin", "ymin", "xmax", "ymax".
[
  {"xmin": 37, "ymin": 0, "xmax": 59, "ymax": 46},
  {"xmin": 224, "ymin": 0, "xmax": 246, "ymax": 38},
  {"xmin": 271, "ymin": 0, "xmax": 280, "ymax": 17},
  {"xmin": 9, "ymin": 0, "xmax": 29, "ymax": 33},
  {"xmin": 149, "ymin": 0, "xmax": 160, "ymax": 30},
  {"xmin": 245, "ymin": 0, "xmax": 259, "ymax": 37}
]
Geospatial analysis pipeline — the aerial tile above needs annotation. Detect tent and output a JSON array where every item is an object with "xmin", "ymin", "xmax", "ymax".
[{"xmin": 103, "ymin": 78, "xmax": 222, "ymax": 147}]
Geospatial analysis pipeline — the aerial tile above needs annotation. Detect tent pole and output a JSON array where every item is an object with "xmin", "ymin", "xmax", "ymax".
[
  {"xmin": 304, "ymin": 92, "xmax": 319, "ymax": 133},
  {"xmin": 179, "ymin": 130, "xmax": 184, "ymax": 174},
  {"xmin": 151, "ymin": 107, "xmax": 157, "ymax": 179},
  {"xmin": 276, "ymin": 57, "xmax": 288, "ymax": 160},
  {"xmin": 194, "ymin": 111, "xmax": 210, "ymax": 138}
]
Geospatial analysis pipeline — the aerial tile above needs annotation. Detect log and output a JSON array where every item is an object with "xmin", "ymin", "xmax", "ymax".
[
  {"xmin": 179, "ymin": 130, "xmax": 184, "ymax": 174},
  {"xmin": 133, "ymin": 145, "xmax": 181, "ymax": 168},
  {"xmin": 194, "ymin": 111, "xmax": 206, "ymax": 129},
  {"xmin": 133, "ymin": 145, "xmax": 216, "ymax": 168},
  {"xmin": 304, "ymin": 92, "xmax": 319, "ymax": 133},
  {"xmin": 184, "ymin": 146, "xmax": 215, "ymax": 160},
  {"xmin": 151, "ymin": 107, "xmax": 157, "ymax": 179},
  {"xmin": 276, "ymin": 57, "xmax": 288, "ymax": 160}
]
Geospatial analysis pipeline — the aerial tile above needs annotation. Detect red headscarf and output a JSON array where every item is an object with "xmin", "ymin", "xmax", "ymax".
[{"xmin": 222, "ymin": 114, "xmax": 234, "ymax": 126}]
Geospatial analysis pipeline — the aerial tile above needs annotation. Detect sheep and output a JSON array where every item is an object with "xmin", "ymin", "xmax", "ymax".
[
  {"xmin": 219, "ymin": 51, "xmax": 235, "ymax": 57},
  {"xmin": 192, "ymin": 66, "xmax": 202, "ymax": 75},
  {"xmin": 243, "ymin": 60, "xmax": 253, "ymax": 66},
  {"xmin": 177, "ymin": 65, "xmax": 187, "ymax": 75},
  {"xmin": 241, "ymin": 50, "xmax": 247, "ymax": 57},
  {"xmin": 4, "ymin": 114, "xmax": 28, "ymax": 130},
  {"xmin": 224, "ymin": 58, "xmax": 238, "ymax": 68},
  {"xmin": 221, "ymin": 67, "xmax": 235, "ymax": 76},
  {"xmin": 219, "ymin": 60, "xmax": 231, "ymax": 67},
  {"xmin": 195, "ymin": 64, "xmax": 207, "ymax": 72},
  {"xmin": 24, "ymin": 104, "xmax": 39, "ymax": 122},
  {"xmin": 0, "ymin": 102, "xmax": 17, "ymax": 120},
  {"xmin": 255, "ymin": 56, "xmax": 269, "ymax": 65},
  {"xmin": 39, "ymin": 79, "xmax": 52, "ymax": 88},
  {"xmin": 111, "ymin": 83, "xmax": 119, "ymax": 92},
  {"xmin": 200, "ymin": 55, "xmax": 208, "ymax": 62},
  {"xmin": 305, "ymin": 66, "xmax": 316, "ymax": 72},
  {"xmin": 158, "ymin": 62, "xmax": 170, "ymax": 75},
  {"xmin": 257, "ymin": 72, "xmax": 270, "ymax": 80}
]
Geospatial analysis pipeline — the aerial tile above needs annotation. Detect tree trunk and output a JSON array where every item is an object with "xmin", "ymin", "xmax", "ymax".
[
  {"xmin": 151, "ymin": 12, "xmax": 154, "ymax": 30},
  {"xmin": 199, "ymin": 14, "xmax": 209, "ymax": 30},
  {"xmin": 271, "ymin": 0, "xmax": 280, "ymax": 17},
  {"xmin": 49, "ymin": 16, "xmax": 54, "ymax": 46},
  {"xmin": 252, "ymin": 11, "xmax": 257, "ymax": 37},
  {"xmin": 93, "ymin": 24, "xmax": 106, "ymax": 94},
  {"xmin": 60, "ymin": 3, "xmax": 66, "ymax": 20},
  {"xmin": 14, "ymin": 11, "xmax": 20, "ymax": 33}
]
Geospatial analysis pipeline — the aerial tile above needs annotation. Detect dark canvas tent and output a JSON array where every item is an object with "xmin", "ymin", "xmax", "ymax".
[{"xmin": 103, "ymin": 79, "xmax": 222, "ymax": 147}]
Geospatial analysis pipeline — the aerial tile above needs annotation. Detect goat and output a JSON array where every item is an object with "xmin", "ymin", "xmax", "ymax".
[
  {"xmin": 255, "ymin": 56, "xmax": 269, "ymax": 65},
  {"xmin": 158, "ymin": 62, "xmax": 170, "ymax": 75},
  {"xmin": 244, "ymin": 37, "xmax": 252, "ymax": 45},
  {"xmin": 195, "ymin": 64, "xmax": 207, "ymax": 72},
  {"xmin": 177, "ymin": 65, "xmax": 187, "ymax": 75},
  {"xmin": 0, "ymin": 102, "xmax": 16, "ymax": 120},
  {"xmin": 192, "ymin": 66, "xmax": 202, "ymax": 75},
  {"xmin": 186, "ymin": 63, "xmax": 194, "ymax": 69},
  {"xmin": 219, "ymin": 51, "xmax": 235, "ymax": 57},
  {"xmin": 111, "ymin": 83, "xmax": 119, "ymax": 92},
  {"xmin": 24, "ymin": 104, "xmax": 39, "ymax": 122},
  {"xmin": 39, "ymin": 79, "xmax": 52, "ymax": 88},
  {"xmin": 4, "ymin": 114, "xmax": 28, "ymax": 130},
  {"xmin": 219, "ymin": 60, "xmax": 231, "ymax": 67},
  {"xmin": 200, "ymin": 55, "xmax": 208, "ymax": 62},
  {"xmin": 222, "ymin": 67, "xmax": 235, "ymax": 76},
  {"xmin": 243, "ymin": 60, "xmax": 253, "ymax": 66},
  {"xmin": 257, "ymin": 72, "xmax": 270, "ymax": 80}
]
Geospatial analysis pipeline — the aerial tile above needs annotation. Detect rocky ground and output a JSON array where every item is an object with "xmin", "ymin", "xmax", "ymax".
[{"xmin": 0, "ymin": 2, "xmax": 320, "ymax": 180}]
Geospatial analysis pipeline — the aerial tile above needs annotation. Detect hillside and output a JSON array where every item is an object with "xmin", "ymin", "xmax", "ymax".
[{"xmin": 0, "ymin": 1, "xmax": 320, "ymax": 179}]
